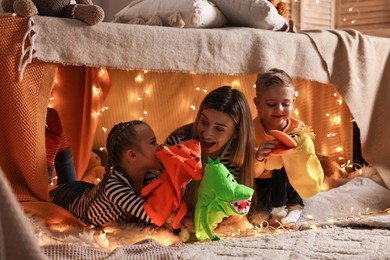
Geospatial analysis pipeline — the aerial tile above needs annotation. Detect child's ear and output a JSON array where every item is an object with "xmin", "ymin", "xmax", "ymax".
[{"xmin": 126, "ymin": 150, "xmax": 137, "ymax": 160}]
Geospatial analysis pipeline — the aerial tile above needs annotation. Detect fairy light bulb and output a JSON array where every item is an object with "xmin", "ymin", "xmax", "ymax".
[
  {"xmin": 135, "ymin": 74, "xmax": 144, "ymax": 83},
  {"xmin": 333, "ymin": 115, "xmax": 341, "ymax": 125},
  {"xmin": 190, "ymin": 105, "xmax": 196, "ymax": 110},
  {"xmin": 232, "ymin": 80, "xmax": 240, "ymax": 87}
]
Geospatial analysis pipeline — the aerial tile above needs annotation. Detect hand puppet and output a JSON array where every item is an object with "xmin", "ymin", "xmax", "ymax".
[
  {"xmin": 1, "ymin": 0, "xmax": 104, "ymax": 25},
  {"xmin": 265, "ymin": 125, "xmax": 324, "ymax": 198},
  {"xmin": 195, "ymin": 158, "xmax": 254, "ymax": 241},
  {"xmin": 141, "ymin": 139, "xmax": 203, "ymax": 234}
]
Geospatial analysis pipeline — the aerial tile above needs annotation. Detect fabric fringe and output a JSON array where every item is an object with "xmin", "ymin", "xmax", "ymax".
[
  {"xmin": 146, "ymin": 14, "xmax": 163, "ymax": 26},
  {"xmin": 18, "ymin": 18, "xmax": 36, "ymax": 81},
  {"xmin": 129, "ymin": 16, "xmax": 146, "ymax": 25},
  {"xmin": 168, "ymin": 11, "xmax": 185, "ymax": 28},
  {"xmin": 188, "ymin": 8, "xmax": 202, "ymax": 27}
]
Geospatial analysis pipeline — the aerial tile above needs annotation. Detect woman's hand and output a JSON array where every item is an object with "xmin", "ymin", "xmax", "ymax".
[{"xmin": 256, "ymin": 140, "xmax": 278, "ymax": 162}]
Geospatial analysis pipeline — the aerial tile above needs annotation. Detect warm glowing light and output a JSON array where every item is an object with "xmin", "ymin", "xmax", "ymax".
[
  {"xmin": 335, "ymin": 146, "xmax": 343, "ymax": 152},
  {"xmin": 310, "ymin": 224, "xmax": 318, "ymax": 230},
  {"xmin": 145, "ymin": 89, "xmax": 150, "ymax": 94},
  {"xmin": 102, "ymin": 127, "xmax": 107, "ymax": 132},
  {"xmin": 232, "ymin": 80, "xmax": 240, "ymax": 87},
  {"xmin": 203, "ymin": 89, "xmax": 208, "ymax": 93},
  {"xmin": 351, "ymin": 20, "xmax": 356, "ymax": 24},
  {"xmin": 93, "ymin": 86, "xmax": 101, "ymax": 96},
  {"xmin": 137, "ymin": 97, "xmax": 142, "ymax": 101},
  {"xmin": 333, "ymin": 115, "xmax": 341, "ymax": 125},
  {"xmin": 139, "ymin": 117, "xmax": 144, "ymax": 120},
  {"xmin": 50, "ymin": 96, "xmax": 55, "ymax": 101},
  {"xmin": 325, "ymin": 113, "xmax": 330, "ymax": 117},
  {"xmin": 333, "ymin": 93, "xmax": 337, "ymax": 97},
  {"xmin": 100, "ymin": 68, "xmax": 105, "ymax": 76},
  {"xmin": 143, "ymin": 111, "xmax": 148, "ymax": 115},
  {"xmin": 294, "ymin": 91, "xmax": 298, "ymax": 97},
  {"xmin": 143, "ymin": 70, "xmax": 148, "ymax": 74},
  {"xmin": 337, "ymin": 99, "xmax": 343, "ymax": 105},
  {"xmin": 253, "ymin": 84, "xmax": 256, "ymax": 88},
  {"xmin": 99, "ymin": 147, "xmax": 104, "ymax": 151},
  {"xmin": 348, "ymin": 8, "xmax": 353, "ymax": 12},
  {"xmin": 190, "ymin": 105, "xmax": 196, "ymax": 110},
  {"xmin": 195, "ymin": 87, "xmax": 200, "ymax": 91},
  {"xmin": 135, "ymin": 74, "xmax": 144, "ymax": 83},
  {"xmin": 293, "ymin": 108, "xmax": 299, "ymax": 117},
  {"xmin": 322, "ymin": 151, "xmax": 327, "ymax": 155}
]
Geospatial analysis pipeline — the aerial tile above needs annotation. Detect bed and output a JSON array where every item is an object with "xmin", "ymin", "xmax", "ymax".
[{"xmin": 1, "ymin": 14, "xmax": 390, "ymax": 258}]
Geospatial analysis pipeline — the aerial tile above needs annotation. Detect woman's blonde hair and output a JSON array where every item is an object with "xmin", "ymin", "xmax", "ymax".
[{"xmin": 193, "ymin": 86, "xmax": 255, "ymax": 188}]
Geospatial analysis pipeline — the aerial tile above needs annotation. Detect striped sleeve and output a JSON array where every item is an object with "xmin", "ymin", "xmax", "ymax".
[
  {"xmin": 219, "ymin": 141, "xmax": 240, "ymax": 180},
  {"xmin": 106, "ymin": 172, "xmax": 152, "ymax": 223}
]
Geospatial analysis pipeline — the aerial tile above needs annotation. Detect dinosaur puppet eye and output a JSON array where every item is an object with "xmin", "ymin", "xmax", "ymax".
[{"xmin": 289, "ymin": 133, "xmax": 299, "ymax": 139}]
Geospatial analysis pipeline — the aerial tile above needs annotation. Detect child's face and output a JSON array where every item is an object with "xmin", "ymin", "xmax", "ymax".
[
  {"xmin": 134, "ymin": 124, "xmax": 161, "ymax": 170},
  {"xmin": 196, "ymin": 108, "xmax": 237, "ymax": 160},
  {"xmin": 254, "ymin": 85, "xmax": 295, "ymax": 131}
]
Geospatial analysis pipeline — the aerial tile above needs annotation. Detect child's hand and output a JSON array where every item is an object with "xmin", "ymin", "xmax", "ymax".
[{"xmin": 256, "ymin": 140, "xmax": 278, "ymax": 162}]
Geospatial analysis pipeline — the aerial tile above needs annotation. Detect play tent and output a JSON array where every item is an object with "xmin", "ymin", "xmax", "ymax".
[{"xmin": 1, "ymin": 15, "xmax": 390, "ymax": 215}]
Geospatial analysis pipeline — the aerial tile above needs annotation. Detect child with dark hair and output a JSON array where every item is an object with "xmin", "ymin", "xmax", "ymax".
[{"xmin": 50, "ymin": 120, "xmax": 161, "ymax": 226}]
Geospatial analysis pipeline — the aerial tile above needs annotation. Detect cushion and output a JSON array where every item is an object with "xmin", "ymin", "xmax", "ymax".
[
  {"xmin": 113, "ymin": 0, "xmax": 227, "ymax": 28},
  {"xmin": 210, "ymin": 0, "xmax": 288, "ymax": 30}
]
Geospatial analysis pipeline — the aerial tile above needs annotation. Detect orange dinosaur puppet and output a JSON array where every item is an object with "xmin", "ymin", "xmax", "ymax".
[{"xmin": 141, "ymin": 139, "xmax": 203, "ymax": 233}]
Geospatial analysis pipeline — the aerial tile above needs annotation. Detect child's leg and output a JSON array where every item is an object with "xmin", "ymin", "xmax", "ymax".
[
  {"xmin": 54, "ymin": 146, "xmax": 77, "ymax": 186},
  {"xmin": 281, "ymin": 179, "xmax": 304, "ymax": 226},
  {"xmin": 50, "ymin": 181, "xmax": 95, "ymax": 210},
  {"xmin": 248, "ymin": 178, "xmax": 273, "ymax": 225},
  {"xmin": 271, "ymin": 168, "xmax": 287, "ymax": 208}
]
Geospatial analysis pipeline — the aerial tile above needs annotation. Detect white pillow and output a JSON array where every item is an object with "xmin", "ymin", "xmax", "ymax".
[
  {"xmin": 210, "ymin": 0, "xmax": 287, "ymax": 30},
  {"xmin": 113, "ymin": 0, "xmax": 227, "ymax": 28}
]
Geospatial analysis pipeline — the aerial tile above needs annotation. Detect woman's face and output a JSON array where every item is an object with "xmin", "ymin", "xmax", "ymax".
[{"xmin": 196, "ymin": 108, "xmax": 237, "ymax": 160}]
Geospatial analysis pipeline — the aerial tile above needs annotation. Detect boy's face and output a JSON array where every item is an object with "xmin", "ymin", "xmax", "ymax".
[{"xmin": 253, "ymin": 85, "xmax": 295, "ymax": 131}]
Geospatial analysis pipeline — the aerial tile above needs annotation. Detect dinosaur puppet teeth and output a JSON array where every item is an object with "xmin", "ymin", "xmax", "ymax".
[{"xmin": 230, "ymin": 198, "xmax": 252, "ymax": 214}]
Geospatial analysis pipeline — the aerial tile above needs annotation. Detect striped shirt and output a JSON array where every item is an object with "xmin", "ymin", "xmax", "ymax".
[
  {"xmin": 165, "ymin": 130, "xmax": 240, "ymax": 180},
  {"xmin": 69, "ymin": 167, "xmax": 156, "ymax": 227}
]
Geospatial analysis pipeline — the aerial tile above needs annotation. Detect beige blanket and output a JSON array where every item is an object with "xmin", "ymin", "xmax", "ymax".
[{"xmin": 27, "ymin": 16, "xmax": 390, "ymax": 188}]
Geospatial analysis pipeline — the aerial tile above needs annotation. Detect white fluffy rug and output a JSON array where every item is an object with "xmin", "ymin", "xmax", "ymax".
[{"xmin": 28, "ymin": 174, "xmax": 390, "ymax": 259}]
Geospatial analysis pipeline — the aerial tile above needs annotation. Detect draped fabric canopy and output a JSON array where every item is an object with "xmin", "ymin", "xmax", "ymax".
[{"xmin": 1, "ymin": 15, "xmax": 390, "ymax": 207}]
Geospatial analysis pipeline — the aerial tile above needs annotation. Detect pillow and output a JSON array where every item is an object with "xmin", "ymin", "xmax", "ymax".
[
  {"xmin": 113, "ymin": 0, "xmax": 227, "ymax": 28},
  {"xmin": 210, "ymin": 0, "xmax": 288, "ymax": 30}
]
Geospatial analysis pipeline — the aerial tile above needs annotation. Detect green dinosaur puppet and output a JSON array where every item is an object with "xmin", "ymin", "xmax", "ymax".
[{"xmin": 195, "ymin": 158, "xmax": 254, "ymax": 241}]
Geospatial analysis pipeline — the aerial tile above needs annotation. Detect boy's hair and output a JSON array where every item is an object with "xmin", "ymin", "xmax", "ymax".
[
  {"xmin": 193, "ymin": 86, "xmax": 255, "ymax": 188},
  {"xmin": 255, "ymin": 68, "xmax": 294, "ymax": 96},
  {"xmin": 105, "ymin": 120, "xmax": 147, "ymax": 173}
]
